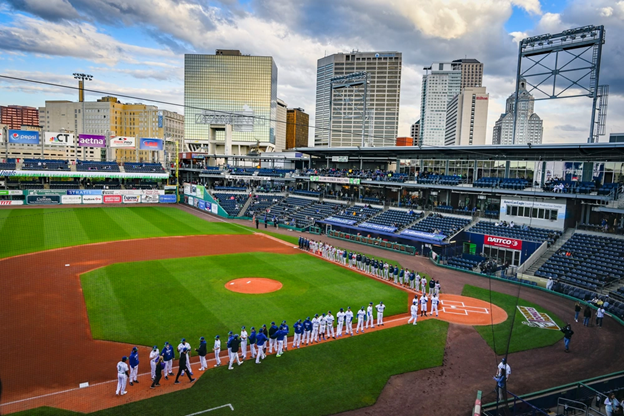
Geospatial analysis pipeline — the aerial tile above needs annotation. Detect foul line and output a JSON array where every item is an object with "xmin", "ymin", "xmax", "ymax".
[{"xmin": 185, "ymin": 404, "xmax": 234, "ymax": 415}]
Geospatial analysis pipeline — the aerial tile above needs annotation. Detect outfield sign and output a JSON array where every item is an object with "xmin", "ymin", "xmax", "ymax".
[
  {"xmin": 83, "ymin": 195, "xmax": 103, "ymax": 204},
  {"xmin": 61, "ymin": 195, "xmax": 82, "ymax": 204},
  {"xmin": 184, "ymin": 184, "xmax": 192, "ymax": 195},
  {"xmin": 67, "ymin": 189, "xmax": 102, "ymax": 195},
  {"xmin": 27, "ymin": 195, "xmax": 60, "ymax": 205},
  {"xmin": 484, "ymin": 235, "xmax": 522, "ymax": 250},
  {"xmin": 139, "ymin": 138, "xmax": 163, "ymax": 151},
  {"xmin": 0, "ymin": 190, "xmax": 23, "ymax": 196},
  {"xmin": 103, "ymin": 195, "xmax": 122, "ymax": 204},
  {"xmin": 309, "ymin": 176, "xmax": 360, "ymax": 185},
  {"xmin": 110, "ymin": 136, "xmax": 136, "ymax": 148},
  {"xmin": 123, "ymin": 195, "xmax": 141, "ymax": 204},
  {"xmin": 143, "ymin": 193, "xmax": 159, "ymax": 203},
  {"xmin": 0, "ymin": 200, "xmax": 24, "ymax": 205},
  {"xmin": 78, "ymin": 134, "xmax": 106, "ymax": 148},
  {"xmin": 518, "ymin": 306, "xmax": 560, "ymax": 330},
  {"xmin": 0, "ymin": 170, "xmax": 168, "ymax": 179},
  {"xmin": 9, "ymin": 130, "xmax": 40, "ymax": 144},
  {"xmin": 159, "ymin": 194, "xmax": 177, "ymax": 203},
  {"xmin": 195, "ymin": 185, "xmax": 204, "ymax": 199},
  {"xmin": 44, "ymin": 132, "xmax": 75, "ymax": 146}
]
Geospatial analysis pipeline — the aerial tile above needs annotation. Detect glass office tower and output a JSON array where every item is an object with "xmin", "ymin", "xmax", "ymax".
[{"xmin": 184, "ymin": 51, "xmax": 277, "ymax": 152}]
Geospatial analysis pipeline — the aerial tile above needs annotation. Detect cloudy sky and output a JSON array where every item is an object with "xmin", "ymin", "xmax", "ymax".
[{"xmin": 0, "ymin": 0, "xmax": 623, "ymax": 145}]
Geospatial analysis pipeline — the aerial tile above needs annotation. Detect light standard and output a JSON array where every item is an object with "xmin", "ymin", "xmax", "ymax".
[{"xmin": 73, "ymin": 73, "xmax": 93, "ymax": 162}]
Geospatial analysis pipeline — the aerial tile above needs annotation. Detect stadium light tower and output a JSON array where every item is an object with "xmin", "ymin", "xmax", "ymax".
[{"xmin": 73, "ymin": 73, "xmax": 93, "ymax": 103}]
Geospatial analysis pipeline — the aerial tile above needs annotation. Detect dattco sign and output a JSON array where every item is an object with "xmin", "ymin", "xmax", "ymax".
[{"xmin": 484, "ymin": 235, "xmax": 522, "ymax": 250}]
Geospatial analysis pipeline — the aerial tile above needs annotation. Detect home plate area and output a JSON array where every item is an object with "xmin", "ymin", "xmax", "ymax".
[
  {"xmin": 431, "ymin": 294, "xmax": 507, "ymax": 326},
  {"xmin": 441, "ymin": 300, "xmax": 489, "ymax": 315}
]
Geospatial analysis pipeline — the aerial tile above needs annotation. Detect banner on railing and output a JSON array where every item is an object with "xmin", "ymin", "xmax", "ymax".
[
  {"xmin": 358, "ymin": 222, "xmax": 397, "ymax": 233},
  {"xmin": 309, "ymin": 176, "xmax": 360, "ymax": 185},
  {"xmin": 400, "ymin": 229, "xmax": 446, "ymax": 240},
  {"xmin": 324, "ymin": 216, "xmax": 357, "ymax": 226}
]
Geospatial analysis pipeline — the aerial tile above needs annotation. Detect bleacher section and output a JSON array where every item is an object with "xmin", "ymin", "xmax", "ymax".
[
  {"xmin": 326, "ymin": 205, "xmax": 382, "ymax": 224},
  {"xmin": 227, "ymin": 168, "xmax": 293, "ymax": 177},
  {"xmin": 408, "ymin": 214, "xmax": 471, "ymax": 237},
  {"xmin": 245, "ymin": 195, "xmax": 283, "ymax": 217},
  {"xmin": 215, "ymin": 186, "xmax": 247, "ymax": 191},
  {"xmin": 447, "ymin": 255, "xmax": 483, "ymax": 271},
  {"xmin": 536, "ymin": 233, "xmax": 624, "ymax": 291},
  {"xmin": 469, "ymin": 221, "xmax": 560, "ymax": 244},
  {"xmin": 287, "ymin": 201, "xmax": 342, "ymax": 226},
  {"xmin": 0, "ymin": 161, "xmax": 16, "ymax": 170},
  {"xmin": 22, "ymin": 159, "xmax": 70, "ymax": 171},
  {"xmin": 124, "ymin": 162, "xmax": 165, "ymax": 173},
  {"xmin": 76, "ymin": 160, "xmax": 120, "ymax": 172},
  {"xmin": 89, "ymin": 181, "xmax": 122, "ymax": 190},
  {"xmin": 49, "ymin": 181, "xmax": 80, "ymax": 190},
  {"xmin": 261, "ymin": 197, "xmax": 315, "ymax": 224},
  {"xmin": 365, "ymin": 209, "xmax": 422, "ymax": 229},
  {"xmin": 213, "ymin": 193, "xmax": 248, "ymax": 216},
  {"xmin": 293, "ymin": 190, "xmax": 321, "ymax": 197}
]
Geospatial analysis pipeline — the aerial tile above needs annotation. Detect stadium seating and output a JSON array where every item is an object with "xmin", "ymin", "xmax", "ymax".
[
  {"xmin": 0, "ymin": 161, "xmax": 16, "ymax": 170},
  {"xmin": 288, "ymin": 201, "xmax": 342, "ymax": 226},
  {"xmin": 49, "ymin": 180, "xmax": 80, "ymax": 190},
  {"xmin": 214, "ymin": 186, "xmax": 247, "ymax": 191},
  {"xmin": 408, "ymin": 214, "xmax": 471, "ymax": 237},
  {"xmin": 468, "ymin": 221, "xmax": 560, "ymax": 244},
  {"xmin": 261, "ymin": 197, "xmax": 315, "ymax": 225},
  {"xmin": 364, "ymin": 209, "xmax": 422, "ymax": 229},
  {"xmin": 447, "ymin": 256, "xmax": 483, "ymax": 271},
  {"xmin": 213, "ymin": 193, "xmax": 248, "ymax": 216},
  {"xmin": 293, "ymin": 190, "xmax": 321, "ymax": 196},
  {"xmin": 327, "ymin": 205, "xmax": 382, "ymax": 223},
  {"xmin": 124, "ymin": 162, "xmax": 165, "ymax": 173},
  {"xmin": 245, "ymin": 195, "xmax": 283, "ymax": 217},
  {"xmin": 473, "ymin": 177, "xmax": 501, "ymax": 188},
  {"xmin": 536, "ymin": 233, "xmax": 624, "ymax": 291},
  {"xmin": 89, "ymin": 181, "xmax": 122, "ymax": 190},
  {"xmin": 22, "ymin": 159, "xmax": 70, "ymax": 171},
  {"xmin": 499, "ymin": 178, "xmax": 529, "ymax": 190},
  {"xmin": 76, "ymin": 160, "xmax": 120, "ymax": 172}
]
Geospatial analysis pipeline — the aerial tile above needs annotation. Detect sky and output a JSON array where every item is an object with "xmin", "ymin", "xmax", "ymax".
[{"xmin": 0, "ymin": 0, "xmax": 623, "ymax": 146}]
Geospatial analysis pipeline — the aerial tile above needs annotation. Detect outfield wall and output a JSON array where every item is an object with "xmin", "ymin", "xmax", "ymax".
[
  {"xmin": 0, "ymin": 189, "xmax": 177, "ymax": 205},
  {"xmin": 182, "ymin": 183, "xmax": 231, "ymax": 217}
]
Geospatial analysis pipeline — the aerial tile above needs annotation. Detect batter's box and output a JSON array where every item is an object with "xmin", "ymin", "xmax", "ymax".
[
  {"xmin": 442, "ymin": 304, "xmax": 490, "ymax": 315},
  {"xmin": 441, "ymin": 300, "xmax": 466, "ymax": 307}
]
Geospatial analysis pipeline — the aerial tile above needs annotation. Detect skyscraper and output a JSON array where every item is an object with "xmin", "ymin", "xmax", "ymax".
[
  {"xmin": 0, "ymin": 105, "xmax": 39, "ymax": 130},
  {"xmin": 492, "ymin": 79, "xmax": 543, "ymax": 145},
  {"xmin": 444, "ymin": 87, "xmax": 489, "ymax": 146},
  {"xmin": 419, "ymin": 62, "xmax": 462, "ymax": 147},
  {"xmin": 411, "ymin": 120, "xmax": 420, "ymax": 146},
  {"xmin": 275, "ymin": 98, "xmax": 287, "ymax": 152},
  {"xmin": 314, "ymin": 51, "xmax": 402, "ymax": 147},
  {"xmin": 286, "ymin": 108, "xmax": 309, "ymax": 149},
  {"xmin": 452, "ymin": 58, "xmax": 484, "ymax": 90},
  {"xmin": 184, "ymin": 50, "xmax": 278, "ymax": 154}
]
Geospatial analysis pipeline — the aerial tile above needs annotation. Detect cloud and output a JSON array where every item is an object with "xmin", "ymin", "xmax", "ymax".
[
  {"xmin": 555, "ymin": 124, "xmax": 586, "ymax": 132},
  {"xmin": 6, "ymin": 0, "xmax": 80, "ymax": 21},
  {"xmin": 510, "ymin": 0, "xmax": 542, "ymax": 15},
  {"xmin": 89, "ymin": 66, "xmax": 183, "ymax": 82}
]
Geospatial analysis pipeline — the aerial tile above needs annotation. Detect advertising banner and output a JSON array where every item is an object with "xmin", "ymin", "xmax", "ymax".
[
  {"xmin": 484, "ymin": 235, "xmax": 522, "ymax": 250},
  {"xmin": 211, "ymin": 203, "xmax": 218, "ymax": 214},
  {"xmin": 400, "ymin": 229, "xmax": 447, "ymax": 241},
  {"xmin": 184, "ymin": 184, "xmax": 192, "ymax": 195},
  {"xmin": 188, "ymin": 196, "xmax": 194, "ymax": 206},
  {"xmin": 309, "ymin": 176, "xmax": 360, "ymax": 185},
  {"xmin": 82, "ymin": 195, "xmax": 103, "ymax": 204},
  {"xmin": 67, "ymin": 189, "xmax": 102, "ymax": 195},
  {"xmin": 61, "ymin": 195, "xmax": 82, "ymax": 204},
  {"xmin": 0, "ymin": 200, "xmax": 24, "ymax": 205},
  {"xmin": 198, "ymin": 200, "xmax": 206, "ymax": 210},
  {"xmin": 123, "ymin": 195, "xmax": 141, "ymax": 204},
  {"xmin": 164, "ymin": 185, "xmax": 177, "ymax": 191},
  {"xmin": 9, "ymin": 130, "xmax": 40, "ymax": 144},
  {"xmin": 500, "ymin": 198, "xmax": 566, "ymax": 220},
  {"xmin": 103, "ymin": 195, "xmax": 122, "ymax": 204},
  {"xmin": 27, "ymin": 195, "xmax": 60, "ymax": 205},
  {"xmin": 44, "ymin": 132, "xmax": 75, "ymax": 146},
  {"xmin": 139, "ymin": 138, "xmax": 163, "ymax": 151},
  {"xmin": 0, "ymin": 128, "xmax": 3, "ymax": 143},
  {"xmin": 78, "ymin": 134, "xmax": 106, "ymax": 148},
  {"xmin": 517, "ymin": 306, "xmax": 560, "ymax": 330},
  {"xmin": 358, "ymin": 222, "xmax": 397, "ymax": 233},
  {"xmin": 27, "ymin": 190, "xmax": 67, "ymax": 196},
  {"xmin": 103, "ymin": 190, "xmax": 142, "ymax": 196},
  {"xmin": 195, "ymin": 185, "xmax": 204, "ymax": 199},
  {"xmin": 0, "ymin": 190, "xmax": 24, "ymax": 196},
  {"xmin": 142, "ymin": 193, "xmax": 159, "ymax": 203},
  {"xmin": 159, "ymin": 194, "xmax": 177, "ymax": 203},
  {"xmin": 110, "ymin": 136, "xmax": 136, "ymax": 148},
  {"xmin": 324, "ymin": 217, "xmax": 357, "ymax": 226}
]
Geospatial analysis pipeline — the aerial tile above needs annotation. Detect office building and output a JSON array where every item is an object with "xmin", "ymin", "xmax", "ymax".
[
  {"xmin": 275, "ymin": 98, "xmax": 287, "ymax": 152},
  {"xmin": 184, "ymin": 50, "xmax": 278, "ymax": 155},
  {"xmin": 444, "ymin": 87, "xmax": 489, "ymax": 146},
  {"xmin": 492, "ymin": 79, "xmax": 543, "ymax": 145},
  {"xmin": 160, "ymin": 110, "xmax": 185, "ymax": 165},
  {"xmin": 419, "ymin": 62, "xmax": 462, "ymax": 147},
  {"xmin": 0, "ymin": 105, "xmax": 39, "ymax": 130},
  {"xmin": 286, "ymin": 108, "xmax": 309, "ymax": 149},
  {"xmin": 410, "ymin": 121, "xmax": 420, "ymax": 146},
  {"xmin": 314, "ymin": 51, "xmax": 402, "ymax": 147},
  {"xmin": 452, "ymin": 58, "xmax": 484, "ymax": 90},
  {"xmin": 609, "ymin": 133, "xmax": 624, "ymax": 143}
]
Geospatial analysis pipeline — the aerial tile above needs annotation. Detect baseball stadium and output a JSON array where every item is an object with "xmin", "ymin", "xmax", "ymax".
[{"xmin": 2, "ymin": 25, "xmax": 624, "ymax": 416}]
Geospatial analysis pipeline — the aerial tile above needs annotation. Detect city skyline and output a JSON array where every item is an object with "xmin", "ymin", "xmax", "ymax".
[{"xmin": 0, "ymin": 0, "xmax": 623, "ymax": 146}]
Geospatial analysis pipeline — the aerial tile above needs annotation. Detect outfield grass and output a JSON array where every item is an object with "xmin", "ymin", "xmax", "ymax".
[
  {"xmin": 462, "ymin": 285, "xmax": 565, "ymax": 354},
  {"xmin": 81, "ymin": 252, "xmax": 410, "ymax": 347},
  {"xmin": 0, "ymin": 207, "xmax": 249, "ymax": 258},
  {"xmin": 14, "ymin": 322, "xmax": 448, "ymax": 416}
]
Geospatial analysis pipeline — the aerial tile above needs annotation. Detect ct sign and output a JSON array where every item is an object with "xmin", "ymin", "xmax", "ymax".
[
  {"xmin": 45, "ymin": 132, "xmax": 75, "ymax": 146},
  {"xmin": 483, "ymin": 235, "xmax": 522, "ymax": 250}
]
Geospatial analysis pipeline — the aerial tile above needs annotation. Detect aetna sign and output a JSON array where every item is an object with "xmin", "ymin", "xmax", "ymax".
[{"xmin": 484, "ymin": 235, "xmax": 522, "ymax": 250}]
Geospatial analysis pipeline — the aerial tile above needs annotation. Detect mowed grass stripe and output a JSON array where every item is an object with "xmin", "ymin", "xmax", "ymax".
[
  {"xmin": 0, "ymin": 207, "xmax": 251, "ymax": 258},
  {"xmin": 80, "ymin": 253, "xmax": 409, "ymax": 347}
]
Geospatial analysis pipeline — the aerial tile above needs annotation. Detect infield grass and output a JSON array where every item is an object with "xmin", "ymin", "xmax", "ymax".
[
  {"xmin": 81, "ymin": 252, "xmax": 410, "ymax": 347},
  {"xmin": 0, "ymin": 207, "xmax": 249, "ymax": 258},
  {"xmin": 14, "ymin": 322, "xmax": 448, "ymax": 416},
  {"xmin": 462, "ymin": 285, "xmax": 565, "ymax": 354}
]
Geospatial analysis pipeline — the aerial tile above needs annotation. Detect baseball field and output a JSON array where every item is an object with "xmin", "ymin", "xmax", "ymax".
[{"xmin": 2, "ymin": 205, "xmax": 619, "ymax": 416}]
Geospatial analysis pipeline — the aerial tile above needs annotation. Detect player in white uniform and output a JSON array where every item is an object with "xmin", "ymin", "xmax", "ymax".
[
  {"xmin": 414, "ymin": 273, "xmax": 421, "ymax": 291},
  {"xmin": 366, "ymin": 302, "xmax": 375, "ymax": 329},
  {"xmin": 356, "ymin": 306, "xmax": 366, "ymax": 333},
  {"xmin": 336, "ymin": 308, "xmax": 345, "ymax": 337},
  {"xmin": 326, "ymin": 311, "xmax": 335, "ymax": 339},
  {"xmin": 116, "ymin": 356, "xmax": 129, "ymax": 396},
  {"xmin": 311, "ymin": 314, "xmax": 320, "ymax": 343},
  {"xmin": 240, "ymin": 326, "xmax": 248, "ymax": 360},
  {"xmin": 431, "ymin": 294, "xmax": 440, "ymax": 317},
  {"xmin": 345, "ymin": 307, "xmax": 354, "ymax": 335},
  {"xmin": 383, "ymin": 262, "xmax": 389, "ymax": 280},
  {"xmin": 149, "ymin": 346, "xmax": 159, "ymax": 380},
  {"xmin": 376, "ymin": 302, "xmax": 386, "ymax": 326},
  {"xmin": 319, "ymin": 313, "xmax": 327, "ymax": 340},
  {"xmin": 421, "ymin": 276, "xmax": 427, "ymax": 294},
  {"xmin": 420, "ymin": 294, "xmax": 428, "ymax": 316},
  {"xmin": 213, "ymin": 335, "xmax": 222, "ymax": 367},
  {"xmin": 435, "ymin": 280, "xmax": 441, "ymax": 295},
  {"xmin": 408, "ymin": 300, "xmax": 419, "ymax": 325}
]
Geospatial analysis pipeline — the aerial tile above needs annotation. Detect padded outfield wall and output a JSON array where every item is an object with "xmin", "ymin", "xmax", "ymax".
[{"xmin": 0, "ymin": 189, "xmax": 177, "ymax": 205}]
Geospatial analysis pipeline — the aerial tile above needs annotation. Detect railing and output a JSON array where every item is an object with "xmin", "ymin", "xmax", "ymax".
[{"xmin": 327, "ymin": 229, "xmax": 416, "ymax": 255}]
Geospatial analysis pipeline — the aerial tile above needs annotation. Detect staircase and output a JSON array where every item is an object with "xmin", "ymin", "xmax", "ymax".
[
  {"xmin": 524, "ymin": 228, "xmax": 576, "ymax": 276},
  {"xmin": 236, "ymin": 195, "xmax": 254, "ymax": 217}
]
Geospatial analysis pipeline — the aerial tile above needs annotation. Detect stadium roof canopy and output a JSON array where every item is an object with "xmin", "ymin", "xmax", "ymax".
[{"xmin": 294, "ymin": 143, "xmax": 624, "ymax": 162}]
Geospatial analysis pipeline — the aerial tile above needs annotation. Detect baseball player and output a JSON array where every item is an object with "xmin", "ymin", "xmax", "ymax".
[
  {"xmin": 366, "ymin": 302, "xmax": 375, "ymax": 329},
  {"xmin": 431, "ymin": 294, "xmax": 440, "ymax": 317},
  {"xmin": 356, "ymin": 306, "xmax": 366, "ymax": 333},
  {"xmin": 281, "ymin": 321, "xmax": 289, "ymax": 351},
  {"xmin": 408, "ymin": 300, "xmax": 419, "ymax": 325},
  {"xmin": 178, "ymin": 338, "xmax": 193, "ymax": 376},
  {"xmin": 196, "ymin": 337, "xmax": 208, "ymax": 371},
  {"xmin": 326, "ymin": 311, "xmax": 335, "ymax": 339},
  {"xmin": 248, "ymin": 327, "xmax": 257, "ymax": 359},
  {"xmin": 376, "ymin": 302, "xmax": 386, "ymax": 326},
  {"xmin": 336, "ymin": 308, "xmax": 345, "ymax": 337},
  {"xmin": 342, "ymin": 249, "xmax": 347, "ymax": 265},
  {"xmin": 429, "ymin": 278, "xmax": 436, "ymax": 296},
  {"xmin": 129, "ymin": 347, "xmax": 139, "ymax": 386},
  {"xmin": 420, "ymin": 293, "xmax": 428, "ymax": 317},
  {"xmin": 408, "ymin": 270, "xmax": 415, "ymax": 289},
  {"xmin": 415, "ymin": 272, "xmax": 421, "ymax": 291},
  {"xmin": 435, "ymin": 280, "xmax": 441, "ymax": 295},
  {"xmin": 149, "ymin": 346, "xmax": 159, "ymax": 380},
  {"xmin": 116, "ymin": 356, "xmax": 129, "ymax": 396},
  {"xmin": 384, "ymin": 262, "xmax": 389, "ymax": 280},
  {"xmin": 421, "ymin": 276, "xmax": 427, "ymax": 294},
  {"xmin": 357, "ymin": 253, "xmax": 362, "ymax": 270},
  {"xmin": 389, "ymin": 264, "xmax": 395, "ymax": 283},
  {"xmin": 162, "ymin": 342, "xmax": 174, "ymax": 377},
  {"xmin": 293, "ymin": 319, "xmax": 303, "ymax": 348},
  {"xmin": 497, "ymin": 358, "xmax": 511, "ymax": 381},
  {"xmin": 268, "ymin": 322, "xmax": 278, "ymax": 353},
  {"xmin": 311, "ymin": 314, "xmax": 320, "ymax": 343},
  {"xmin": 345, "ymin": 307, "xmax": 354, "ymax": 336},
  {"xmin": 240, "ymin": 326, "xmax": 248, "ymax": 359},
  {"xmin": 213, "ymin": 335, "xmax": 222, "ymax": 367},
  {"xmin": 255, "ymin": 330, "xmax": 268, "ymax": 364},
  {"xmin": 319, "ymin": 313, "xmax": 327, "ymax": 340},
  {"xmin": 228, "ymin": 335, "xmax": 242, "ymax": 370},
  {"xmin": 371, "ymin": 259, "xmax": 377, "ymax": 276},
  {"xmin": 393, "ymin": 266, "xmax": 399, "ymax": 284},
  {"xmin": 303, "ymin": 316, "xmax": 312, "ymax": 345},
  {"xmin": 274, "ymin": 327, "xmax": 288, "ymax": 357},
  {"xmin": 174, "ymin": 348, "xmax": 195, "ymax": 383},
  {"xmin": 398, "ymin": 268, "xmax": 404, "ymax": 285},
  {"xmin": 226, "ymin": 331, "xmax": 234, "ymax": 363}
]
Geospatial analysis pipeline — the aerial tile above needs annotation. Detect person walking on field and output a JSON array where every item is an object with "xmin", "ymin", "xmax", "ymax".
[
  {"xmin": 228, "ymin": 335, "xmax": 243, "ymax": 369},
  {"xmin": 128, "ymin": 347, "xmax": 139, "ymax": 386},
  {"xmin": 596, "ymin": 307, "xmax": 605, "ymax": 328},
  {"xmin": 583, "ymin": 305, "xmax": 592, "ymax": 327},
  {"xmin": 174, "ymin": 348, "xmax": 195, "ymax": 383},
  {"xmin": 408, "ymin": 300, "xmax": 418, "ymax": 325},
  {"xmin": 574, "ymin": 302, "xmax": 581, "ymax": 323},
  {"xmin": 213, "ymin": 335, "xmax": 222, "ymax": 367},
  {"xmin": 149, "ymin": 346, "xmax": 159, "ymax": 381},
  {"xmin": 116, "ymin": 356, "xmax": 129, "ymax": 396},
  {"xmin": 150, "ymin": 355, "xmax": 164, "ymax": 389},
  {"xmin": 561, "ymin": 323, "xmax": 574, "ymax": 352},
  {"xmin": 196, "ymin": 337, "xmax": 208, "ymax": 371}
]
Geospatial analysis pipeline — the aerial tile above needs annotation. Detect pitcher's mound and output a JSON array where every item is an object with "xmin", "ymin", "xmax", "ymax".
[{"xmin": 225, "ymin": 278, "xmax": 283, "ymax": 294}]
